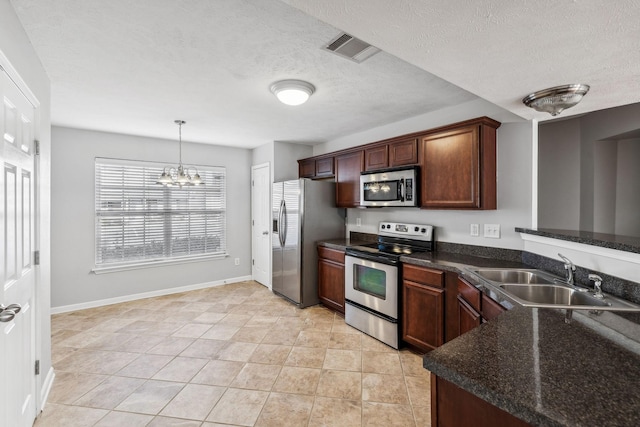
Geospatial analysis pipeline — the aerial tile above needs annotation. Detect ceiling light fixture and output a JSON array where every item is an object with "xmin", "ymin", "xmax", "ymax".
[
  {"xmin": 270, "ymin": 79, "xmax": 315, "ymax": 106},
  {"xmin": 522, "ymin": 84, "xmax": 590, "ymax": 116},
  {"xmin": 156, "ymin": 120, "xmax": 203, "ymax": 187}
]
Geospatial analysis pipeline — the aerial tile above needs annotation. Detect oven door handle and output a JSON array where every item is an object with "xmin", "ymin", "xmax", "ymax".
[{"xmin": 345, "ymin": 252, "xmax": 399, "ymax": 266}]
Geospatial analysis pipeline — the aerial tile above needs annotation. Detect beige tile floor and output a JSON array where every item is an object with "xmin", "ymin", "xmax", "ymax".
[{"xmin": 36, "ymin": 281, "xmax": 431, "ymax": 427}]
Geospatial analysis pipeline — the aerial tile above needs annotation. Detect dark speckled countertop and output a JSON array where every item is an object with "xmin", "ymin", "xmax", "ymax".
[
  {"xmin": 423, "ymin": 307, "xmax": 640, "ymax": 427},
  {"xmin": 517, "ymin": 227, "xmax": 640, "ymax": 254},
  {"xmin": 318, "ymin": 239, "xmax": 640, "ymax": 426}
]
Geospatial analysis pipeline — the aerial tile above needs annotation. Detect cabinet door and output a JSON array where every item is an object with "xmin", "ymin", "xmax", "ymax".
[
  {"xmin": 458, "ymin": 295, "xmax": 481, "ymax": 336},
  {"xmin": 315, "ymin": 157, "xmax": 334, "ymax": 178},
  {"xmin": 299, "ymin": 159, "xmax": 315, "ymax": 178},
  {"xmin": 422, "ymin": 125, "xmax": 481, "ymax": 208},
  {"xmin": 364, "ymin": 145, "xmax": 389, "ymax": 171},
  {"xmin": 335, "ymin": 151, "xmax": 364, "ymax": 207},
  {"xmin": 402, "ymin": 280, "xmax": 444, "ymax": 352},
  {"xmin": 389, "ymin": 138, "xmax": 418, "ymax": 167},
  {"xmin": 482, "ymin": 294, "xmax": 506, "ymax": 321},
  {"xmin": 318, "ymin": 258, "xmax": 345, "ymax": 314}
]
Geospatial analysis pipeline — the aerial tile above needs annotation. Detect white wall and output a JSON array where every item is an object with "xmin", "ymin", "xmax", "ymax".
[
  {"xmin": 538, "ymin": 119, "xmax": 582, "ymax": 229},
  {"xmin": 616, "ymin": 138, "xmax": 640, "ymax": 236},
  {"xmin": 51, "ymin": 126, "xmax": 252, "ymax": 309},
  {"xmin": 1, "ymin": 0, "xmax": 52, "ymax": 413},
  {"xmin": 312, "ymin": 100, "xmax": 533, "ymax": 250},
  {"xmin": 273, "ymin": 141, "xmax": 312, "ymax": 182},
  {"xmin": 593, "ymin": 139, "xmax": 617, "ymax": 234},
  {"xmin": 538, "ymin": 103, "xmax": 640, "ymax": 234}
]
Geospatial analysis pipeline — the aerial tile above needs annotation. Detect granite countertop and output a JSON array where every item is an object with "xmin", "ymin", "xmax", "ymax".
[
  {"xmin": 317, "ymin": 238, "xmax": 371, "ymax": 251},
  {"xmin": 423, "ymin": 307, "xmax": 640, "ymax": 427},
  {"xmin": 517, "ymin": 227, "xmax": 640, "ymax": 255}
]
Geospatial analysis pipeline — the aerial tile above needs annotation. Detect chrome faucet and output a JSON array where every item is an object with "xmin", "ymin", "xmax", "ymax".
[
  {"xmin": 558, "ymin": 253, "xmax": 575, "ymax": 286},
  {"xmin": 589, "ymin": 274, "xmax": 604, "ymax": 299}
]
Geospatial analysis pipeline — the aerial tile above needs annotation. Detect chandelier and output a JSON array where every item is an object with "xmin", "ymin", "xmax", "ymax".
[{"xmin": 156, "ymin": 120, "xmax": 203, "ymax": 187}]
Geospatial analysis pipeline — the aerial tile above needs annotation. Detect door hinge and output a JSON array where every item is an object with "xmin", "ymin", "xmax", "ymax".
[
  {"xmin": 34, "ymin": 250, "xmax": 40, "ymax": 266},
  {"xmin": 252, "ymin": 259, "xmax": 255, "ymax": 266},
  {"xmin": 35, "ymin": 360, "xmax": 40, "ymax": 375},
  {"xmin": 252, "ymin": 180, "xmax": 254, "ymax": 186},
  {"xmin": 34, "ymin": 140, "xmax": 40, "ymax": 155}
]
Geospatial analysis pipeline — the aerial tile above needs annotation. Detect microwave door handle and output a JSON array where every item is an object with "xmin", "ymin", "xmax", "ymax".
[{"xmin": 399, "ymin": 178, "xmax": 405, "ymax": 202}]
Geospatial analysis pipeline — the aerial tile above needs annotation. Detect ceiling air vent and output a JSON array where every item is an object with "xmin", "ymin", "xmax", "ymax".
[{"xmin": 324, "ymin": 33, "xmax": 380, "ymax": 63}]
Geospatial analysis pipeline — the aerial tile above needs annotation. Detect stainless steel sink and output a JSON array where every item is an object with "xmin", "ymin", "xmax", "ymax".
[
  {"xmin": 471, "ymin": 268, "xmax": 555, "ymax": 285},
  {"xmin": 465, "ymin": 267, "xmax": 640, "ymax": 313},
  {"xmin": 499, "ymin": 284, "xmax": 610, "ymax": 307}
]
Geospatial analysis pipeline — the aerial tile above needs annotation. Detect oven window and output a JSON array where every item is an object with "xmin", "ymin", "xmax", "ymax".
[
  {"xmin": 363, "ymin": 181, "xmax": 400, "ymax": 202},
  {"xmin": 353, "ymin": 264, "xmax": 386, "ymax": 299}
]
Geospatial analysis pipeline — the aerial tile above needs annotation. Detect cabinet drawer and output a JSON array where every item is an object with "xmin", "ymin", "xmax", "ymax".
[
  {"xmin": 457, "ymin": 278, "xmax": 481, "ymax": 312},
  {"xmin": 482, "ymin": 294, "xmax": 506, "ymax": 321},
  {"xmin": 403, "ymin": 264, "xmax": 444, "ymax": 288},
  {"xmin": 318, "ymin": 246, "xmax": 345, "ymax": 264}
]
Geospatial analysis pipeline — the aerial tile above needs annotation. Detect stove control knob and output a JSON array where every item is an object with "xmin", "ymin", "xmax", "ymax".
[
  {"xmin": 414, "ymin": 227, "xmax": 419, "ymax": 232},
  {"xmin": 421, "ymin": 228, "xmax": 426, "ymax": 233},
  {"xmin": 386, "ymin": 224, "xmax": 391, "ymax": 229}
]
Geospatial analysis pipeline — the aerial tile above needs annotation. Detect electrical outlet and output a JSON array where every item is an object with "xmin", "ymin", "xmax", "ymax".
[
  {"xmin": 484, "ymin": 224, "xmax": 500, "ymax": 239},
  {"xmin": 470, "ymin": 224, "xmax": 479, "ymax": 237},
  {"xmin": 234, "ymin": 258, "xmax": 240, "ymax": 265},
  {"xmin": 356, "ymin": 218, "xmax": 362, "ymax": 227}
]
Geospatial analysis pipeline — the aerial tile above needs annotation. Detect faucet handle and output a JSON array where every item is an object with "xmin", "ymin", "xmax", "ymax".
[
  {"xmin": 589, "ymin": 274, "xmax": 604, "ymax": 299},
  {"xmin": 558, "ymin": 253, "xmax": 575, "ymax": 270}
]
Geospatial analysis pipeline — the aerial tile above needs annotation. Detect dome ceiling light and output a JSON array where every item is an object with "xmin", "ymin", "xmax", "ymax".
[
  {"xmin": 522, "ymin": 84, "xmax": 590, "ymax": 116},
  {"xmin": 270, "ymin": 80, "xmax": 315, "ymax": 106}
]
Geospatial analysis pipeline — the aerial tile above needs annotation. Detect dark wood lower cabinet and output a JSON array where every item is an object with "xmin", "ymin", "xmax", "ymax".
[
  {"xmin": 431, "ymin": 374, "xmax": 530, "ymax": 427},
  {"xmin": 317, "ymin": 247, "xmax": 345, "ymax": 314},
  {"xmin": 402, "ymin": 280, "xmax": 444, "ymax": 352},
  {"xmin": 457, "ymin": 295, "xmax": 481, "ymax": 336}
]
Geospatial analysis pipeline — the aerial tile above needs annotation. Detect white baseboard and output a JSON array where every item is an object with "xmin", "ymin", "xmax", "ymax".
[
  {"xmin": 51, "ymin": 275, "xmax": 253, "ymax": 314},
  {"xmin": 39, "ymin": 367, "xmax": 55, "ymax": 411}
]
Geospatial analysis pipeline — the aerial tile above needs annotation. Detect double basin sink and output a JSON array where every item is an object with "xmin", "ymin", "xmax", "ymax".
[{"xmin": 466, "ymin": 268, "xmax": 640, "ymax": 312}]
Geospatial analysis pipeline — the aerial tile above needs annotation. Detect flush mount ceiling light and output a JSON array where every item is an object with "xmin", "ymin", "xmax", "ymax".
[
  {"xmin": 156, "ymin": 120, "xmax": 203, "ymax": 187},
  {"xmin": 522, "ymin": 84, "xmax": 590, "ymax": 116},
  {"xmin": 270, "ymin": 79, "xmax": 315, "ymax": 106}
]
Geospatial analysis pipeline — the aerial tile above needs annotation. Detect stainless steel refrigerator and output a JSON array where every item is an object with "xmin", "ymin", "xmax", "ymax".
[{"xmin": 272, "ymin": 179, "xmax": 344, "ymax": 308}]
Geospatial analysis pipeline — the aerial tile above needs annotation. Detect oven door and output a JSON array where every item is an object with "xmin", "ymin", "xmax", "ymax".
[{"xmin": 345, "ymin": 255, "xmax": 398, "ymax": 319}]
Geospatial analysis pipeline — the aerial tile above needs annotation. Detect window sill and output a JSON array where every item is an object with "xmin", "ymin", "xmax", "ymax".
[{"xmin": 92, "ymin": 253, "xmax": 229, "ymax": 275}]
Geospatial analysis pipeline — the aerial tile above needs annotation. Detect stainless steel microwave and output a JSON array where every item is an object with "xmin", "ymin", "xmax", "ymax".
[{"xmin": 360, "ymin": 166, "xmax": 419, "ymax": 207}]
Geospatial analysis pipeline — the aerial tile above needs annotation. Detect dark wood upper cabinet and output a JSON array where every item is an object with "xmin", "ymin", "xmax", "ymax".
[
  {"xmin": 364, "ymin": 145, "xmax": 389, "ymax": 171},
  {"xmin": 421, "ymin": 118, "xmax": 499, "ymax": 209},
  {"xmin": 298, "ymin": 158, "xmax": 315, "ymax": 178},
  {"xmin": 297, "ymin": 156, "xmax": 334, "ymax": 179},
  {"xmin": 389, "ymin": 138, "xmax": 418, "ymax": 167},
  {"xmin": 315, "ymin": 157, "xmax": 334, "ymax": 178},
  {"xmin": 335, "ymin": 151, "xmax": 364, "ymax": 207},
  {"xmin": 297, "ymin": 117, "xmax": 499, "ymax": 209}
]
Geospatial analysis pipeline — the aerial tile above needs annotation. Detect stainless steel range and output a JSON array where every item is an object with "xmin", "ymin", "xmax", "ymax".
[{"xmin": 345, "ymin": 222, "xmax": 435, "ymax": 349}]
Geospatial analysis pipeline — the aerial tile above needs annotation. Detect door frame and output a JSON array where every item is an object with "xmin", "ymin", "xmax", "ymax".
[
  {"xmin": 0, "ymin": 53, "xmax": 42, "ymax": 423},
  {"xmin": 251, "ymin": 162, "xmax": 271, "ymax": 289}
]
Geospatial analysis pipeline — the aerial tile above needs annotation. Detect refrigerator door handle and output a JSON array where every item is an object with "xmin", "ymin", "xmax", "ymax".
[
  {"xmin": 278, "ymin": 199, "xmax": 285, "ymax": 247},
  {"xmin": 282, "ymin": 200, "xmax": 288, "ymax": 245}
]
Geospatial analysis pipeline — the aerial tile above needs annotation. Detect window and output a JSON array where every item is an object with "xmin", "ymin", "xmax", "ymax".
[{"xmin": 95, "ymin": 158, "xmax": 226, "ymax": 271}]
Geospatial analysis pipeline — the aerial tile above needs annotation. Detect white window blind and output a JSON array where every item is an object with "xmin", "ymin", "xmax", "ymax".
[{"xmin": 95, "ymin": 158, "xmax": 226, "ymax": 268}]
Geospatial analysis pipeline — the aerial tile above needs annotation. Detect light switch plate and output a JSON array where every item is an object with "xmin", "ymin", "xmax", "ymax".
[
  {"xmin": 356, "ymin": 218, "xmax": 362, "ymax": 227},
  {"xmin": 484, "ymin": 224, "xmax": 500, "ymax": 239},
  {"xmin": 470, "ymin": 224, "xmax": 479, "ymax": 236}
]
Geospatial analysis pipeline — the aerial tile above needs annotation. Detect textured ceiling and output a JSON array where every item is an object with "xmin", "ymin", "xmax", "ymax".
[
  {"xmin": 282, "ymin": 0, "xmax": 640, "ymax": 122},
  {"xmin": 10, "ymin": 0, "xmax": 483, "ymax": 148},
  {"xmin": 12, "ymin": 1, "xmax": 639, "ymax": 149}
]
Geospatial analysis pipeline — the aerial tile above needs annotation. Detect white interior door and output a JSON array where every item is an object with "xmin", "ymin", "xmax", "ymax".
[
  {"xmin": 0, "ymin": 68, "xmax": 37, "ymax": 427},
  {"xmin": 251, "ymin": 163, "xmax": 271, "ymax": 288}
]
